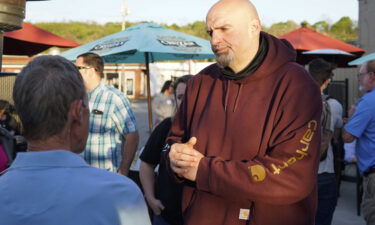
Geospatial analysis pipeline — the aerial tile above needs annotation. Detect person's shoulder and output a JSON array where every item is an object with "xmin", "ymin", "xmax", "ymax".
[
  {"xmin": 86, "ymin": 167, "xmax": 140, "ymax": 191},
  {"xmin": 278, "ymin": 62, "xmax": 317, "ymax": 91},
  {"xmin": 103, "ymin": 84, "xmax": 124, "ymax": 96},
  {"xmin": 77, "ymin": 168, "xmax": 144, "ymax": 211},
  {"xmin": 362, "ymin": 89, "xmax": 375, "ymax": 103},
  {"xmin": 102, "ymin": 84, "xmax": 131, "ymax": 104},
  {"xmin": 153, "ymin": 117, "xmax": 172, "ymax": 133},
  {"xmin": 196, "ymin": 63, "xmax": 221, "ymax": 78},
  {"xmin": 282, "ymin": 62, "xmax": 310, "ymax": 79},
  {"xmin": 357, "ymin": 99, "xmax": 375, "ymax": 116},
  {"xmin": 186, "ymin": 63, "xmax": 220, "ymax": 88},
  {"xmin": 157, "ymin": 117, "xmax": 172, "ymax": 127},
  {"xmin": 327, "ymin": 98, "xmax": 343, "ymax": 108}
]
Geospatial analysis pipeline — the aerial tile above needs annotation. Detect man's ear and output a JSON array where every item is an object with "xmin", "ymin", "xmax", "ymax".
[
  {"xmin": 320, "ymin": 78, "xmax": 330, "ymax": 92},
  {"xmin": 370, "ymin": 72, "xmax": 375, "ymax": 82},
  {"xmin": 69, "ymin": 99, "xmax": 84, "ymax": 123},
  {"xmin": 249, "ymin": 18, "xmax": 261, "ymax": 34}
]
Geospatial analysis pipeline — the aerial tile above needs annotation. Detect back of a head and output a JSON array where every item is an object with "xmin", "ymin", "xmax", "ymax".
[
  {"xmin": 173, "ymin": 75, "xmax": 193, "ymax": 90},
  {"xmin": 161, "ymin": 80, "xmax": 173, "ymax": 93},
  {"xmin": 308, "ymin": 58, "xmax": 334, "ymax": 86},
  {"xmin": 13, "ymin": 55, "xmax": 85, "ymax": 141},
  {"xmin": 77, "ymin": 52, "xmax": 104, "ymax": 78}
]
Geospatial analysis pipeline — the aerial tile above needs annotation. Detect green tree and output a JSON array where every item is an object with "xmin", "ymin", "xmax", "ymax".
[
  {"xmin": 163, "ymin": 21, "xmax": 210, "ymax": 40},
  {"xmin": 32, "ymin": 17, "xmax": 359, "ymax": 51},
  {"xmin": 312, "ymin": 21, "xmax": 330, "ymax": 34},
  {"xmin": 330, "ymin": 17, "xmax": 358, "ymax": 42},
  {"xmin": 266, "ymin": 20, "xmax": 299, "ymax": 36}
]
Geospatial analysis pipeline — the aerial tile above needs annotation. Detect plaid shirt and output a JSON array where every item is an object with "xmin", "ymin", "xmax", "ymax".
[{"xmin": 83, "ymin": 82, "xmax": 138, "ymax": 172}]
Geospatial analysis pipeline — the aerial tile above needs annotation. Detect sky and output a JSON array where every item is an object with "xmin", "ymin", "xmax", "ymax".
[{"xmin": 25, "ymin": 0, "xmax": 358, "ymax": 27}]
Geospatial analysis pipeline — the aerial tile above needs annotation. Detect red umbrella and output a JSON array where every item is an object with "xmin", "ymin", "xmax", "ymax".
[
  {"xmin": 4, "ymin": 22, "xmax": 80, "ymax": 56},
  {"xmin": 279, "ymin": 27, "xmax": 365, "ymax": 67}
]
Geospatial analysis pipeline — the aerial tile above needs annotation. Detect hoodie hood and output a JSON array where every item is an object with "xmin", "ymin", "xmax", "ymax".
[
  {"xmin": 220, "ymin": 32, "xmax": 269, "ymax": 81},
  {"xmin": 198, "ymin": 31, "xmax": 297, "ymax": 112},
  {"xmin": 207, "ymin": 31, "xmax": 297, "ymax": 85},
  {"xmin": 238, "ymin": 31, "xmax": 296, "ymax": 84}
]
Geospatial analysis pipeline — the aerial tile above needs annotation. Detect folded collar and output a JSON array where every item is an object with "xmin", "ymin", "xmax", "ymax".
[{"xmin": 10, "ymin": 150, "xmax": 89, "ymax": 169}]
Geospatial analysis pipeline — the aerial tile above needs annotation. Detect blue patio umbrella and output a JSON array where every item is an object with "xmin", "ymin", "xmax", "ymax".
[
  {"xmin": 61, "ymin": 23, "xmax": 215, "ymax": 130},
  {"xmin": 348, "ymin": 52, "xmax": 375, "ymax": 66}
]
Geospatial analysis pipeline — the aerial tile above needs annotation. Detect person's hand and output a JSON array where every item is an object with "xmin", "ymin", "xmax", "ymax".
[
  {"xmin": 117, "ymin": 166, "xmax": 129, "ymax": 176},
  {"xmin": 169, "ymin": 137, "xmax": 204, "ymax": 181},
  {"xmin": 145, "ymin": 196, "xmax": 165, "ymax": 215}
]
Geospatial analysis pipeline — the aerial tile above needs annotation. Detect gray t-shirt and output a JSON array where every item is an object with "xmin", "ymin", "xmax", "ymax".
[{"xmin": 318, "ymin": 98, "xmax": 343, "ymax": 174}]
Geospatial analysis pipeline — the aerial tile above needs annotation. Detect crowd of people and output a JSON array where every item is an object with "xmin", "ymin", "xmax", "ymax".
[{"xmin": 0, "ymin": 0, "xmax": 374, "ymax": 225}]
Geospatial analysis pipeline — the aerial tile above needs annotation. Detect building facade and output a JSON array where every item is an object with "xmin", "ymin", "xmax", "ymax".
[
  {"xmin": 1, "ymin": 55, "xmax": 212, "ymax": 104},
  {"xmin": 359, "ymin": 0, "xmax": 375, "ymax": 52}
]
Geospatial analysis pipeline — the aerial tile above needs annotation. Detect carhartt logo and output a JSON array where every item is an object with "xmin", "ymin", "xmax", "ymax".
[
  {"xmin": 271, "ymin": 120, "xmax": 318, "ymax": 175},
  {"xmin": 249, "ymin": 165, "xmax": 266, "ymax": 182},
  {"xmin": 239, "ymin": 208, "xmax": 250, "ymax": 220}
]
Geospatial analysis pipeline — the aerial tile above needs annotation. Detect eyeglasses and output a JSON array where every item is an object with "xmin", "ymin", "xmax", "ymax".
[{"xmin": 76, "ymin": 66, "xmax": 92, "ymax": 70}]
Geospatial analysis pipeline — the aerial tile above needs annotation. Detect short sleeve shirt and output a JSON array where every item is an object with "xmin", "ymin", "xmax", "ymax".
[
  {"xmin": 344, "ymin": 88, "xmax": 375, "ymax": 174},
  {"xmin": 84, "ymin": 82, "xmax": 138, "ymax": 172}
]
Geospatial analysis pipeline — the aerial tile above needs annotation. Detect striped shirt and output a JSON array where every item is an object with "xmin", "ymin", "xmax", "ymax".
[{"xmin": 84, "ymin": 82, "xmax": 138, "ymax": 172}]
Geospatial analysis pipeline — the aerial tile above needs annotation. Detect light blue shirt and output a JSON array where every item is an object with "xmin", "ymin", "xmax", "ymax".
[
  {"xmin": 0, "ymin": 150, "xmax": 150, "ymax": 225},
  {"xmin": 345, "ymin": 88, "xmax": 375, "ymax": 175}
]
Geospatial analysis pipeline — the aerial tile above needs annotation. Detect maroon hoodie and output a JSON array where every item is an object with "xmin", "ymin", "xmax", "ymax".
[{"xmin": 168, "ymin": 32, "xmax": 322, "ymax": 225}]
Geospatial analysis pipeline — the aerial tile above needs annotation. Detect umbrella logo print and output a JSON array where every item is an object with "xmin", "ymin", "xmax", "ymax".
[
  {"xmin": 157, "ymin": 36, "xmax": 202, "ymax": 53},
  {"xmin": 90, "ymin": 37, "xmax": 130, "ymax": 51},
  {"xmin": 157, "ymin": 39, "xmax": 201, "ymax": 48}
]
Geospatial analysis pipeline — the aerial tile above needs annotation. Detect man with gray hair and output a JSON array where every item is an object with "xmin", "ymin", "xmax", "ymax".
[
  {"xmin": 343, "ymin": 60, "xmax": 375, "ymax": 224},
  {"xmin": 0, "ymin": 55, "xmax": 150, "ymax": 225}
]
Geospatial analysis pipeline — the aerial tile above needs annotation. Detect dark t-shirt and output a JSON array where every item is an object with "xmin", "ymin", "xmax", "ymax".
[{"xmin": 140, "ymin": 118, "xmax": 183, "ymax": 225}]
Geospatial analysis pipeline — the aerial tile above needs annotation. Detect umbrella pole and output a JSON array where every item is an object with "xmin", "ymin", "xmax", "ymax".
[
  {"xmin": 145, "ymin": 52, "xmax": 153, "ymax": 132},
  {"xmin": 0, "ymin": 31, "xmax": 3, "ymax": 72}
]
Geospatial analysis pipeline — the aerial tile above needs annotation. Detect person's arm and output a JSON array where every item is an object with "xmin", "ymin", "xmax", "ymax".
[
  {"xmin": 343, "ymin": 98, "xmax": 372, "ymax": 143},
  {"xmin": 118, "ymin": 131, "xmax": 139, "ymax": 176},
  {"xmin": 168, "ymin": 68, "xmax": 323, "ymax": 205},
  {"xmin": 112, "ymin": 95, "xmax": 139, "ymax": 176},
  {"xmin": 344, "ymin": 141, "xmax": 357, "ymax": 162},
  {"xmin": 140, "ymin": 118, "xmax": 172, "ymax": 213},
  {"xmin": 342, "ymin": 128, "xmax": 356, "ymax": 143},
  {"xmin": 139, "ymin": 161, "xmax": 165, "ymax": 214},
  {"xmin": 152, "ymin": 94, "xmax": 165, "ymax": 119}
]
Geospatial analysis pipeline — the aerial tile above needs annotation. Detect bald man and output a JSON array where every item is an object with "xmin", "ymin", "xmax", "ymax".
[{"xmin": 167, "ymin": 0, "xmax": 321, "ymax": 225}]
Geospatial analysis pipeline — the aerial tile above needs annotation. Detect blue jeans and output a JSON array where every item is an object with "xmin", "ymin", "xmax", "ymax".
[{"xmin": 315, "ymin": 173, "xmax": 338, "ymax": 225}]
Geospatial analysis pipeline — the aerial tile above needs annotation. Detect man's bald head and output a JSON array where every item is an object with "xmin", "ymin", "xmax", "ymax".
[
  {"xmin": 207, "ymin": 0, "xmax": 259, "ymax": 22},
  {"xmin": 206, "ymin": 0, "xmax": 261, "ymax": 72}
]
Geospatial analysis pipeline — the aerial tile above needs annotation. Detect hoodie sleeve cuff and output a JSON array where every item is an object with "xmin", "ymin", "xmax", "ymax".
[{"xmin": 196, "ymin": 157, "xmax": 211, "ymax": 192}]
